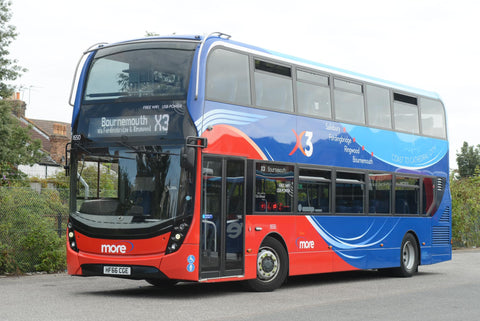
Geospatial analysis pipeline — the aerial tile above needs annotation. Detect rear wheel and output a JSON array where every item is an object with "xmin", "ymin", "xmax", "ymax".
[
  {"xmin": 245, "ymin": 237, "xmax": 288, "ymax": 292},
  {"xmin": 393, "ymin": 233, "xmax": 419, "ymax": 277}
]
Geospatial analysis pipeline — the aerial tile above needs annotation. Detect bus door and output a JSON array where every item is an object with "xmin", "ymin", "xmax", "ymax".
[{"xmin": 200, "ymin": 156, "xmax": 245, "ymax": 279}]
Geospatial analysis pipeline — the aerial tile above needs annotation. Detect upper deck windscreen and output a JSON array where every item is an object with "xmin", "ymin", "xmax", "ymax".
[{"xmin": 83, "ymin": 41, "xmax": 196, "ymax": 102}]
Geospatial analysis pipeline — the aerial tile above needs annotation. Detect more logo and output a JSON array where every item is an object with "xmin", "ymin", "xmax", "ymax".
[
  {"xmin": 296, "ymin": 237, "xmax": 315, "ymax": 249},
  {"xmin": 100, "ymin": 241, "xmax": 134, "ymax": 254}
]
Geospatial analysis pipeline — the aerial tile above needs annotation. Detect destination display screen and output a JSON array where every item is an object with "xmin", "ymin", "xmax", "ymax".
[
  {"xmin": 75, "ymin": 100, "xmax": 188, "ymax": 142},
  {"xmin": 88, "ymin": 114, "xmax": 170, "ymax": 138}
]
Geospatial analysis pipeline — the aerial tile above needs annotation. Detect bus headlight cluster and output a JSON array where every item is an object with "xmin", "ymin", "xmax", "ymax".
[
  {"xmin": 67, "ymin": 221, "xmax": 79, "ymax": 252},
  {"xmin": 166, "ymin": 221, "xmax": 189, "ymax": 254}
]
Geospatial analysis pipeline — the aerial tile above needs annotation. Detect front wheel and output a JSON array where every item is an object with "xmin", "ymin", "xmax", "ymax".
[
  {"xmin": 245, "ymin": 237, "xmax": 288, "ymax": 292},
  {"xmin": 393, "ymin": 233, "xmax": 419, "ymax": 277}
]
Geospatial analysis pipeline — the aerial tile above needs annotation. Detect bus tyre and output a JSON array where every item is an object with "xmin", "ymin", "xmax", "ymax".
[
  {"xmin": 394, "ymin": 233, "xmax": 419, "ymax": 277},
  {"xmin": 246, "ymin": 237, "xmax": 288, "ymax": 292}
]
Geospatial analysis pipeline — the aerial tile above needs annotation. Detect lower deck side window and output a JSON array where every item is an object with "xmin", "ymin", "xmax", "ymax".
[
  {"xmin": 335, "ymin": 172, "xmax": 365, "ymax": 214},
  {"xmin": 395, "ymin": 176, "xmax": 420, "ymax": 214},
  {"xmin": 369, "ymin": 174, "xmax": 392, "ymax": 214},
  {"xmin": 298, "ymin": 168, "xmax": 331, "ymax": 213},
  {"xmin": 255, "ymin": 163, "xmax": 294, "ymax": 213}
]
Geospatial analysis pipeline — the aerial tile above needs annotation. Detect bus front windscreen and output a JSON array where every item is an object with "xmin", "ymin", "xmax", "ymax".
[{"xmin": 71, "ymin": 144, "xmax": 193, "ymax": 235}]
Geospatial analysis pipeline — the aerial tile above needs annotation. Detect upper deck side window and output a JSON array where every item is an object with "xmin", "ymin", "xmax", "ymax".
[
  {"xmin": 254, "ymin": 59, "xmax": 294, "ymax": 112},
  {"xmin": 420, "ymin": 98, "xmax": 447, "ymax": 139},
  {"xmin": 296, "ymin": 70, "xmax": 331, "ymax": 119},
  {"xmin": 333, "ymin": 78, "xmax": 365, "ymax": 125},
  {"xmin": 366, "ymin": 85, "xmax": 392, "ymax": 129},
  {"xmin": 206, "ymin": 48, "xmax": 251, "ymax": 105},
  {"xmin": 393, "ymin": 93, "xmax": 419, "ymax": 134},
  {"xmin": 393, "ymin": 93, "xmax": 420, "ymax": 135}
]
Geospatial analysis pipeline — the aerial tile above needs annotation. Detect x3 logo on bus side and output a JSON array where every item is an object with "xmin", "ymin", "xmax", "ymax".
[{"xmin": 289, "ymin": 129, "xmax": 313, "ymax": 157}]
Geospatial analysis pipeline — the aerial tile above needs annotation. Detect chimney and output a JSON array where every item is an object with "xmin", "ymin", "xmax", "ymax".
[
  {"xmin": 53, "ymin": 123, "xmax": 67, "ymax": 136},
  {"xmin": 8, "ymin": 92, "xmax": 26, "ymax": 118},
  {"xmin": 50, "ymin": 123, "xmax": 69, "ymax": 163}
]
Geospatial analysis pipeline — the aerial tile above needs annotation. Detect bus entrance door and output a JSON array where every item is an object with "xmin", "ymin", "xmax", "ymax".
[{"xmin": 200, "ymin": 156, "xmax": 245, "ymax": 279}]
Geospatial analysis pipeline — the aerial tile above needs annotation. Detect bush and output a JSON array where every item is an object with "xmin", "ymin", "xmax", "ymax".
[
  {"xmin": 0, "ymin": 187, "xmax": 67, "ymax": 274},
  {"xmin": 0, "ymin": 242, "xmax": 16, "ymax": 274},
  {"xmin": 451, "ymin": 176, "xmax": 480, "ymax": 247}
]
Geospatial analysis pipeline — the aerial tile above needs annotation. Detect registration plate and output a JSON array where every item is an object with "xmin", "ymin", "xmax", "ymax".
[{"xmin": 103, "ymin": 266, "xmax": 131, "ymax": 276}]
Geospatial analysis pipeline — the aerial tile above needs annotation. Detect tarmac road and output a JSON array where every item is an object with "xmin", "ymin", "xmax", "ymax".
[{"xmin": 1, "ymin": 249, "xmax": 479, "ymax": 321}]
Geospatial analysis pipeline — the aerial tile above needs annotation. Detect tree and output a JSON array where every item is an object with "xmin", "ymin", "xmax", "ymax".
[
  {"xmin": 456, "ymin": 141, "xmax": 480, "ymax": 178},
  {"xmin": 0, "ymin": 102, "xmax": 42, "ymax": 185},
  {"xmin": 0, "ymin": 0, "xmax": 26, "ymax": 99},
  {"xmin": 0, "ymin": 1, "xmax": 41, "ymax": 185}
]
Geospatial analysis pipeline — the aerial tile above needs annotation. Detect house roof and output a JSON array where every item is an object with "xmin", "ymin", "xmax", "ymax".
[
  {"xmin": 6, "ymin": 98, "xmax": 71, "ymax": 169},
  {"xmin": 17, "ymin": 117, "xmax": 71, "ymax": 166},
  {"xmin": 27, "ymin": 118, "xmax": 71, "ymax": 140}
]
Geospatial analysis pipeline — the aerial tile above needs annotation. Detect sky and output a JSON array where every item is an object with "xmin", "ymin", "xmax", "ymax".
[{"xmin": 6, "ymin": 0, "xmax": 479, "ymax": 169}]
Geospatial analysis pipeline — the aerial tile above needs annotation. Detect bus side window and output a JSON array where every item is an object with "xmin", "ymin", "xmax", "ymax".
[
  {"xmin": 298, "ymin": 168, "xmax": 331, "ymax": 213},
  {"xmin": 395, "ymin": 176, "xmax": 420, "ymax": 215},
  {"xmin": 255, "ymin": 162, "xmax": 294, "ymax": 213},
  {"xmin": 335, "ymin": 171, "xmax": 365, "ymax": 214},
  {"xmin": 334, "ymin": 79, "xmax": 365, "ymax": 125},
  {"xmin": 393, "ymin": 93, "xmax": 419, "ymax": 134},
  {"xmin": 366, "ymin": 85, "xmax": 392, "ymax": 129},
  {"xmin": 206, "ymin": 49, "xmax": 251, "ymax": 105},
  {"xmin": 368, "ymin": 174, "xmax": 392, "ymax": 214},
  {"xmin": 254, "ymin": 60, "xmax": 294, "ymax": 112},
  {"xmin": 420, "ymin": 98, "xmax": 447, "ymax": 139},
  {"xmin": 296, "ymin": 70, "xmax": 331, "ymax": 119}
]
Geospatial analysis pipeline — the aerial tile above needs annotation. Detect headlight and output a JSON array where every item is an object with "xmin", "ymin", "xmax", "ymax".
[
  {"xmin": 166, "ymin": 220, "xmax": 190, "ymax": 254},
  {"xmin": 67, "ymin": 221, "xmax": 79, "ymax": 252}
]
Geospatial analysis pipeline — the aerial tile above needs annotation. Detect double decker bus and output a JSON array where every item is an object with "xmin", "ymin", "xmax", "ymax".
[{"xmin": 66, "ymin": 32, "xmax": 451, "ymax": 291}]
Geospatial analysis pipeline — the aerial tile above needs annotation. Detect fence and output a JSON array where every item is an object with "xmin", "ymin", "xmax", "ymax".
[
  {"xmin": 0, "ymin": 186, "xmax": 68, "ymax": 274},
  {"xmin": 1, "ymin": 181, "xmax": 479, "ymax": 274},
  {"xmin": 452, "ymin": 214, "xmax": 480, "ymax": 248},
  {"xmin": 451, "ymin": 177, "xmax": 480, "ymax": 248}
]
